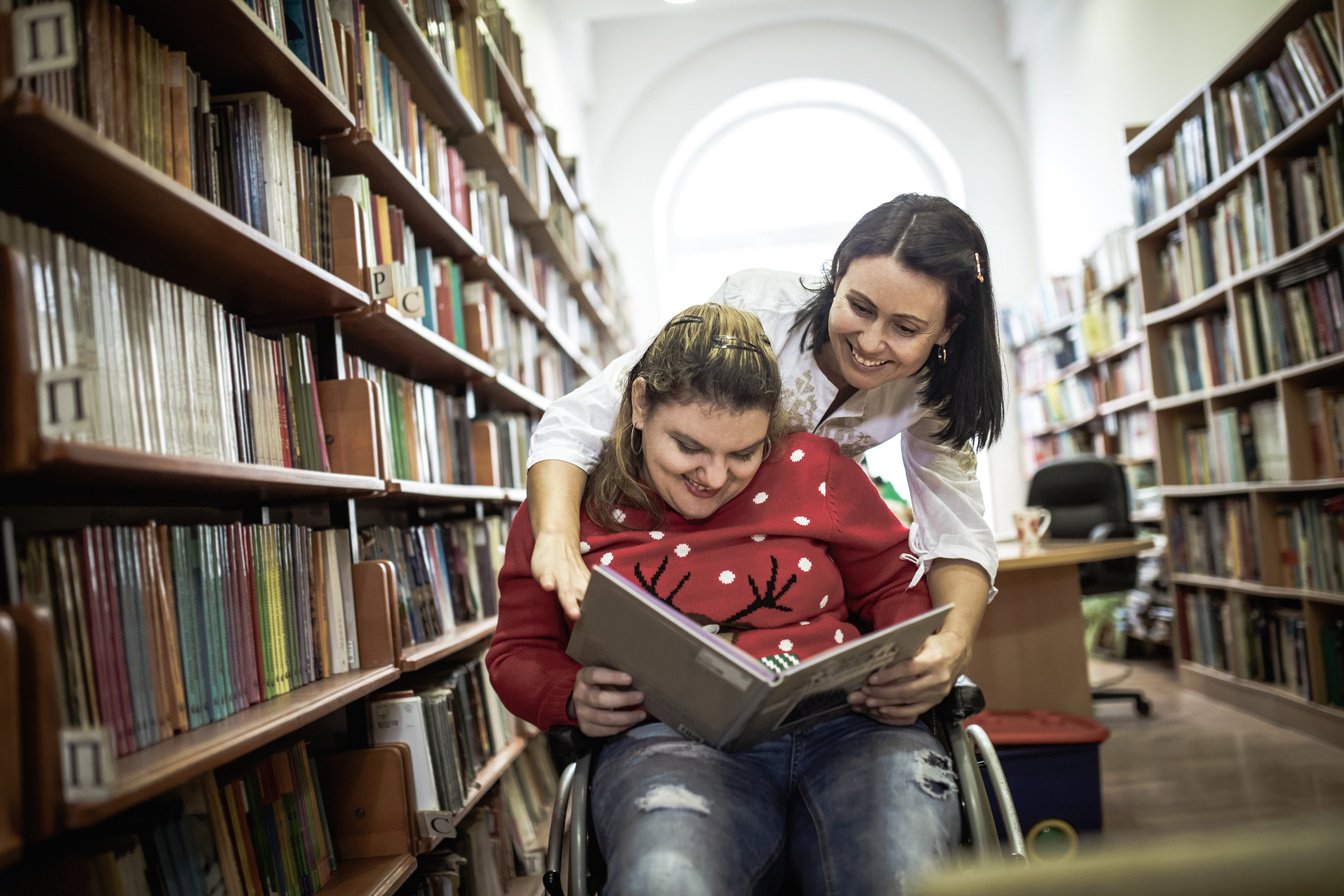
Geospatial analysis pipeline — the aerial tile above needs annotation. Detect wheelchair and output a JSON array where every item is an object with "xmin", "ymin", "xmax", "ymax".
[{"xmin": 541, "ymin": 677, "xmax": 1027, "ymax": 895}]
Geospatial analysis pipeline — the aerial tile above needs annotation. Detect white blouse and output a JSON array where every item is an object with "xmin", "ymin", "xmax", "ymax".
[{"xmin": 527, "ymin": 268, "xmax": 999, "ymax": 587}]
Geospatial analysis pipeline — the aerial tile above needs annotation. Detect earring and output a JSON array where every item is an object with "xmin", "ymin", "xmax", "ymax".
[{"xmin": 935, "ymin": 344, "xmax": 949, "ymax": 365}]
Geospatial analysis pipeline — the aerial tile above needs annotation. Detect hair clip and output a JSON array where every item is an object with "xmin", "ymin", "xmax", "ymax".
[
  {"xmin": 974, "ymin": 251, "xmax": 984, "ymax": 283},
  {"xmin": 712, "ymin": 335, "xmax": 764, "ymax": 355}
]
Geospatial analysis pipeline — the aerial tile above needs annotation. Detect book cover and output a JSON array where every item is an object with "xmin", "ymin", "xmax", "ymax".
[
  {"xmin": 568, "ymin": 566, "xmax": 952, "ymax": 751},
  {"xmin": 368, "ymin": 692, "xmax": 441, "ymax": 813}
]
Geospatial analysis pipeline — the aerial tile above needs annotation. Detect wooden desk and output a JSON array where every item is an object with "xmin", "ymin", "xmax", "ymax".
[{"xmin": 967, "ymin": 539, "xmax": 1151, "ymax": 718}]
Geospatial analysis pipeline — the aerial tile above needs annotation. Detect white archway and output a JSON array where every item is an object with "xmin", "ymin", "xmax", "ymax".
[{"xmin": 651, "ymin": 78, "xmax": 967, "ymax": 328}]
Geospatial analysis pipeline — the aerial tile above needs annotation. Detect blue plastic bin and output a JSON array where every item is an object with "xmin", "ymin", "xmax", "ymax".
[{"xmin": 968, "ymin": 709, "xmax": 1110, "ymax": 858}]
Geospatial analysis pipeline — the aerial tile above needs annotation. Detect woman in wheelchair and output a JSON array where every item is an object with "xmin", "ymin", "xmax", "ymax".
[{"xmin": 487, "ymin": 303, "xmax": 961, "ymax": 894}]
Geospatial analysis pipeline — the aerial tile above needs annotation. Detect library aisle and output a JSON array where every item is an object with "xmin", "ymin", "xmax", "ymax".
[{"xmin": 1093, "ymin": 657, "xmax": 1344, "ymax": 838}]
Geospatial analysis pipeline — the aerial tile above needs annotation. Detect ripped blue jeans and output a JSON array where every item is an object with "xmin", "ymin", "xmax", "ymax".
[{"xmin": 589, "ymin": 713, "xmax": 959, "ymax": 895}]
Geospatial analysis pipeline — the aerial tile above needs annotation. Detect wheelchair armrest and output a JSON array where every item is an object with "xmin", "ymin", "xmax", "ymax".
[{"xmin": 934, "ymin": 675, "xmax": 986, "ymax": 723}]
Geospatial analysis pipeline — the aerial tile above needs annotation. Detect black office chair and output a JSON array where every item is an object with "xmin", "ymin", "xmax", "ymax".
[
  {"xmin": 541, "ymin": 678, "xmax": 1027, "ymax": 896},
  {"xmin": 1026, "ymin": 456, "xmax": 1152, "ymax": 716}
]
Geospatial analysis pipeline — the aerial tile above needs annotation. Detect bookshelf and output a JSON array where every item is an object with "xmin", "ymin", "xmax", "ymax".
[
  {"xmin": 1126, "ymin": 0, "xmax": 1344, "ymax": 744},
  {"xmin": 1007, "ymin": 228, "xmax": 1159, "ymax": 513},
  {"xmin": 1006, "ymin": 228, "xmax": 1172, "ymax": 651},
  {"xmin": 0, "ymin": 0, "xmax": 610, "ymax": 891}
]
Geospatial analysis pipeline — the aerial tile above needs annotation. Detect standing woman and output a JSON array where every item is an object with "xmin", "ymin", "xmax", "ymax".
[{"xmin": 527, "ymin": 193, "xmax": 1005, "ymax": 722}]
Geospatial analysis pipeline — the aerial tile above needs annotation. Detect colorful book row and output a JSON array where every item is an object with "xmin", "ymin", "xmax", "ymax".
[
  {"xmin": 358, "ymin": 516, "xmax": 507, "ymax": 649},
  {"xmin": 16, "ymin": 522, "xmax": 358, "ymax": 758}
]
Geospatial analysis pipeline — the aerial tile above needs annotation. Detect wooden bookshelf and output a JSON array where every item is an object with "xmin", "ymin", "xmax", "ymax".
[
  {"xmin": 1126, "ymin": 0, "xmax": 1344, "ymax": 743},
  {"xmin": 1007, "ymin": 229, "xmax": 1157, "ymax": 499},
  {"xmin": 0, "ymin": 0, "xmax": 614, "ymax": 891}
]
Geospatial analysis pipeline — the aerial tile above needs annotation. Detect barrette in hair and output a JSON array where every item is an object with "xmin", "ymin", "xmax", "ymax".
[
  {"xmin": 712, "ymin": 335, "xmax": 764, "ymax": 355},
  {"xmin": 974, "ymin": 251, "xmax": 984, "ymax": 283}
]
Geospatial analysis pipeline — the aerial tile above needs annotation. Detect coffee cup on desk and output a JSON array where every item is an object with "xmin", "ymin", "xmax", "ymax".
[{"xmin": 1013, "ymin": 506, "xmax": 1052, "ymax": 550}]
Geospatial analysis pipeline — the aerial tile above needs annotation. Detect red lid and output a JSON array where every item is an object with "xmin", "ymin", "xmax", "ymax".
[{"xmin": 967, "ymin": 710, "xmax": 1110, "ymax": 745}]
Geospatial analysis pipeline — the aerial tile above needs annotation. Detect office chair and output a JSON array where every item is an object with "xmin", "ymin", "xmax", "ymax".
[
  {"xmin": 541, "ymin": 678, "xmax": 1027, "ymax": 896},
  {"xmin": 1026, "ymin": 456, "xmax": 1152, "ymax": 716}
]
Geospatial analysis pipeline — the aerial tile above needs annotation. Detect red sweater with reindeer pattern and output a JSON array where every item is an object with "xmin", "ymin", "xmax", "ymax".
[{"xmin": 486, "ymin": 432, "xmax": 932, "ymax": 731}]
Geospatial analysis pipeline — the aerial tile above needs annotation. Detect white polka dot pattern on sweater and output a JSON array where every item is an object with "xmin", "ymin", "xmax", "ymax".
[
  {"xmin": 650, "ymin": 530, "xmax": 664, "ymax": 540},
  {"xmin": 793, "ymin": 516, "xmax": 810, "ymax": 526},
  {"xmin": 790, "ymin": 449, "xmax": 805, "ymax": 462},
  {"xmin": 753, "ymin": 492, "xmax": 768, "ymax": 504},
  {"xmin": 719, "ymin": 570, "xmax": 736, "ymax": 584},
  {"xmin": 675, "ymin": 543, "xmax": 690, "ymax": 557}
]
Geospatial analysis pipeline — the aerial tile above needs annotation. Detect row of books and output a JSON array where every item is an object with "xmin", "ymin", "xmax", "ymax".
[
  {"xmin": 329, "ymin": 169, "xmax": 588, "ymax": 397},
  {"xmin": 1173, "ymin": 399, "xmax": 1288, "ymax": 486},
  {"xmin": 1211, "ymin": 11, "xmax": 1341, "ymax": 173},
  {"xmin": 416, "ymin": 738, "xmax": 559, "ymax": 891},
  {"xmin": 356, "ymin": 22, "xmax": 474, "ymax": 226},
  {"xmin": 1001, "ymin": 273, "xmax": 1081, "ymax": 348},
  {"xmin": 338, "ymin": 353, "xmax": 538, "ymax": 489},
  {"xmin": 329, "ymin": 173, "xmax": 466, "ymax": 325},
  {"xmin": 1271, "ymin": 125, "xmax": 1344, "ymax": 253},
  {"xmin": 1083, "ymin": 225, "xmax": 1136, "ymax": 296},
  {"xmin": 1194, "ymin": 172, "xmax": 1271, "ymax": 288},
  {"xmin": 0, "ymin": 212, "xmax": 332, "ymax": 471},
  {"xmin": 368, "ymin": 654, "xmax": 516, "ymax": 820},
  {"xmin": 9, "ymin": 742, "xmax": 336, "ymax": 896},
  {"xmin": 1179, "ymin": 588, "xmax": 1311, "ymax": 700},
  {"xmin": 36, "ymin": 0, "xmax": 339, "ymax": 266},
  {"xmin": 1167, "ymin": 495, "xmax": 1260, "ymax": 581},
  {"xmin": 1018, "ymin": 375, "xmax": 1100, "ymax": 434},
  {"xmin": 1132, "ymin": 115, "xmax": 1212, "ymax": 226},
  {"xmin": 211, "ymin": 91, "xmax": 332, "ymax": 265},
  {"xmin": 247, "ymin": 0, "xmax": 352, "ymax": 112},
  {"xmin": 1013, "ymin": 332, "xmax": 1080, "ymax": 393},
  {"xmin": 1132, "ymin": 10, "xmax": 1341, "ymax": 225},
  {"xmin": 1100, "ymin": 350, "xmax": 1148, "ymax": 404},
  {"xmin": 1162, "ymin": 308, "xmax": 1240, "ymax": 395},
  {"xmin": 1171, "ymin": 174, "xmax": 1269, "ymax": 302},
  {"xmin": 23, "ymin": 0, "xmax": 208, "ymax": 193},
  {"xmin": 1273, "ymin": 494, "xmax": 1344, "ymax": 593},
  {"xmin": 20, "ymin": 2, "xmax": 600, "ymax": 379},
  {"xmin": 1305, "ymin": 385, "xmax": 1344, "ymax": 478},
  {"xmin": 1250, "ymin": 260, "xmax": 1344, "ymax": 372},
  {"xmin": 1078, "ymin": 283, "xmax": 1141, "ymax": 356},
  {"xmin": 1207, "ymin": 402, "xmax": 1292, "ymax": 484},
  {"xmin": 357, "ymin": 516, "xmax": 507, "ymax": 649},
  {"xmin": 1109, "ymin": 404, "xmax": 1156, "ymax": 460},
  {"xmin": 17, "ymin": 522, "xmax": 359, "ymax": 758},
  {"xmin": 1018, "ymin": 428, "xmax": 1105, "ymax": 479}
]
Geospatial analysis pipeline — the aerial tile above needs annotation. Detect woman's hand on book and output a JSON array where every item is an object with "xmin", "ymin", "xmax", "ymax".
[
  {"xmin": 572, "ymin": 666, "xmax": 647, "ymax": 737},
  {"xmin": 847, "ymin": 631, "xmax": 965, "ymax": 725},
  {"xmin": 532, "ymin": 530, "xmax": 591, "ymax": 621}
]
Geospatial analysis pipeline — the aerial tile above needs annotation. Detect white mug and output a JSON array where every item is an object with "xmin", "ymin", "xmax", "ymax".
[{"xmin": 1013, "ymin": 506, "xmax": 1052, "ymax": 549}]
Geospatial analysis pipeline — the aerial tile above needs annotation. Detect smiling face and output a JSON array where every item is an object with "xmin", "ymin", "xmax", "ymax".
[
  {"xmin": 818, "ymin": 254, "xmax": 962, "ymax": 391},
  {"xmin": 631, "ymin": 379, "xmax": 771, "ymax": 521}
]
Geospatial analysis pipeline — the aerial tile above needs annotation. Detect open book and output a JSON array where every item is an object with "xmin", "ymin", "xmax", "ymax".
[{"xmin": 566, "ymin": 566, "xmax": 953, "ymax": 751}]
